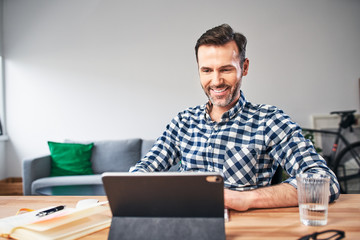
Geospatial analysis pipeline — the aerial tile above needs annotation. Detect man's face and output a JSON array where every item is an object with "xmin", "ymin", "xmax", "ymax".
[{"xmin": 198, "ymin": 41, "xmax": 248, "ymax": 110}]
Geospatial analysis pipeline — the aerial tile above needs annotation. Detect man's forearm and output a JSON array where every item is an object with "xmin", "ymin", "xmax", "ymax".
[{"xmin": 224, "ymin": 183, "xmax": 298, "ymax": 211}]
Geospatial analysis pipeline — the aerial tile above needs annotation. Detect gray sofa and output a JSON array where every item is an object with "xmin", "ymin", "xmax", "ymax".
[{"xmin": 22, "ymin": 138, "xmax": 156, "ymax": 195}]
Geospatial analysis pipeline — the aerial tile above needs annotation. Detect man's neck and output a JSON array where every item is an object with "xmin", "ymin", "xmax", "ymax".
[
  {"xmin": 208, "ymin": 98, "xmax": 239, "ymax": 123},
  {"xmin": 209, "ymin": 109, "xmax": 224, "ymax": 123}
]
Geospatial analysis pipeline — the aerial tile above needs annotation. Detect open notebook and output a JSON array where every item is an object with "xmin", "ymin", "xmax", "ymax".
[
  {"xmin": 0, "ymin": 201, "xmax": 111, "ymax": 240},
  {"xmin": 102, "ymin": 172, "xmax": 226, "ymax": 240}
]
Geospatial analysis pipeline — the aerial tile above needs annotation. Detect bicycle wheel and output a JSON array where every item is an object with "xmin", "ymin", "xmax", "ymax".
[{"xmin": 334, "ymin": 142, "xmax": 360, "ymax": 194}]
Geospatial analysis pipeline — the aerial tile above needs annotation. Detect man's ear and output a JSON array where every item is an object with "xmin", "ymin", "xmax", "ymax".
[{"xmin": 242, "ymin": 58, "xmax": 249, "ymax": 76}]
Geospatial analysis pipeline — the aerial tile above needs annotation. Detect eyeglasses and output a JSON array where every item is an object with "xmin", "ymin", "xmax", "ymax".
[{"xmin": 298, "ymin": 230, "xmax": 345, "ymax": 240}]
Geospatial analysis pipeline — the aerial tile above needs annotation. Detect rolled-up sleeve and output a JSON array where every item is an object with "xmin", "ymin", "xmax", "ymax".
[{"xmin": 266, "ymin": 111, "xmax": 340, "ymax": 202}]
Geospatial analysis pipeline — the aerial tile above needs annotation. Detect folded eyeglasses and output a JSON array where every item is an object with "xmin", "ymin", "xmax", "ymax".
[{"xmin": 298, "ymin": 230, "xmax": 345, "ymax": 240}]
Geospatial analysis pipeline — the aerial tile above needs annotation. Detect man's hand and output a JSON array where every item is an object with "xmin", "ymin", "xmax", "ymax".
[{"xmin": 224, "ymin": 183, "xmax": 298, "ymax": 211}]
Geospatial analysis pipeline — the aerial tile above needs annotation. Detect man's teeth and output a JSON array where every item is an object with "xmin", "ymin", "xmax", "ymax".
[{"xmin": 213, "ymin": 88, "xmax": 226, "ymax": 93}]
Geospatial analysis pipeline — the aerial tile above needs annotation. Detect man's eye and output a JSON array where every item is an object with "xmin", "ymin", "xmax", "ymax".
[
  {"xmin": 202, "ymin": 68, "xmax": 212, "ymax": 73},
  {"xmin": 221, "ymin": 68, "xmax": 232, "ymax": 72}
]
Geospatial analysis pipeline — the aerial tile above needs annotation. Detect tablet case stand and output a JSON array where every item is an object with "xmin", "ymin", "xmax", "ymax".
[{"xmin": 108, "ymin": 217, "xmax": 225, "ymax": 240}]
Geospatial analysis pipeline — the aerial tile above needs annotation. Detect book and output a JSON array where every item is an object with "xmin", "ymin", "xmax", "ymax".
[{"xmin": 0, "ymin": 201, "xmax": 111, "ymax": 240}]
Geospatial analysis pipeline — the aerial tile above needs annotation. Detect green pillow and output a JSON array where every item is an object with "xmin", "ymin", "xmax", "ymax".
[{"xmin": 48, "ymin": 141, "xmax": 94, "ymax": 176}]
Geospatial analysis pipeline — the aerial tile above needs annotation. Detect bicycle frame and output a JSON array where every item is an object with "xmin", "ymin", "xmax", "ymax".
[
  {"xmin": 302, "ymin": 128, "xmax": 352, "ymax": 166},
  {"xmin": 302, "ymin": 127, "xmax": 360, "ymax": 169}
]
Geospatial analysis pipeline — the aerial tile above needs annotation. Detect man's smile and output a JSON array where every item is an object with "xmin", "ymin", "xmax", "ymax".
[
  {"xmin": 210, "ymin": 87, "xmax": 229, "ymax": 97},
  {"xmin": 212, "ymin": 88, "xmax": 227, "ymax": 93}
]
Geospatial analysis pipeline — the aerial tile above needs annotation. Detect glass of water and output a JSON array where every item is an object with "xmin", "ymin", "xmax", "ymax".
[{"xmin": 296, "ymin": 173, "xmax": 330, "ymax": 226}]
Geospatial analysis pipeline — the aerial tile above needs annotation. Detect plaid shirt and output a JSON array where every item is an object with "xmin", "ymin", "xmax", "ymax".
[{"xmin": 130, "ymin": 92, "xmax": 340, "ymax": 202}]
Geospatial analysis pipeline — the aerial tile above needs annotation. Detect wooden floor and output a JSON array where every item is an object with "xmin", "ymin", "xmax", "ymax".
[{"xmin": 0, "ymin": 177, "xmax": 23, "ymax": 195}]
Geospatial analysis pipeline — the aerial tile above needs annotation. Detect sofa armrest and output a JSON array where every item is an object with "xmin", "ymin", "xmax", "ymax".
[{"xmin": 22, "ymin": 155, "xmax": 51, "ymax": 195}]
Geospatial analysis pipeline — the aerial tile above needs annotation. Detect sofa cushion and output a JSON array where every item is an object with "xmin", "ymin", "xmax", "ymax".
[
  {"xmin": 48, "ymin": 141, "xmax": 94, "ymax": 176},
  {"xmin": 141, "ymin": 139, "xmax": 156, "ymax": 158},
  {"xmin": 91, "ymin": 139, "xmax": 142, "ymax": 173},
  {"xmin": 32, "ymin": 175, "xmax": 102, "ymax": 195}
]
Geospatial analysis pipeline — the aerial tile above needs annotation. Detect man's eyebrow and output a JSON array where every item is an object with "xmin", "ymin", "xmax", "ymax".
[
  {"xmin": 200, "ymin": 66, "xmax": 212, "ymax": 70},
  {"xmin": 200, "ymin": 65, "xmax": 234, "ymax": 69},
  {"xmin": 219, "ymin": 65, "xmax": 235, "ymax": 69}
]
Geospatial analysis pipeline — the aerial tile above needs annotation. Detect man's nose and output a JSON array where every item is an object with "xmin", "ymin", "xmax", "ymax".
[{"xmin": 212, "ymin": 71, "xmax": 223, "ymax": 86}]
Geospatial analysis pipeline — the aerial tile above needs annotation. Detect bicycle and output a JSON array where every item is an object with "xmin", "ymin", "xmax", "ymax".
[{"xmin": 302, "ymin": 110, "xmax": 360, "ymax": 194}]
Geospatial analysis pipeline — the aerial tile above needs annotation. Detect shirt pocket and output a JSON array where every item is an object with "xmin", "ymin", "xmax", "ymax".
[{"xmin": 223, "ymin": 146, "xmax": 258, "ymax": 187}]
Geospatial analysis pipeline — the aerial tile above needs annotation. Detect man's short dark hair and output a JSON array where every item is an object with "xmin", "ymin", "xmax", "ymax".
[{"xmin": 195, "ymin": 24, "xmax": 247, "ymax": 66}]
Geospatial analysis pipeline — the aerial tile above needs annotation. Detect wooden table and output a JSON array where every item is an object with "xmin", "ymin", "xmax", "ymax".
[{"xmin": 0, "ymin": 194, "xmax": 359, "ymax": 239}]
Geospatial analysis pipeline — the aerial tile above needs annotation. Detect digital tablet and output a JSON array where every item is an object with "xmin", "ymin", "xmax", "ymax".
[
  {"xmin": 102, "ymin": 172, "xmax": 225, "ymax": 240},
  {"xmin": 102, "ymin": 172, "xmax": 224, "ymax": 217}
]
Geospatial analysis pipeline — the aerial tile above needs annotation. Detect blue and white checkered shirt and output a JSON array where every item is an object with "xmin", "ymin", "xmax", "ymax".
[{"xmin": 130, "ymin": 92, "xmax": 340, "ymax": 202}]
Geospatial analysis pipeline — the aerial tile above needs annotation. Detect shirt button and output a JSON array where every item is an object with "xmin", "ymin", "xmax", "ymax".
[{"xmin": 214, "ymin": 125, "xmax": 218, "ymax": 131}]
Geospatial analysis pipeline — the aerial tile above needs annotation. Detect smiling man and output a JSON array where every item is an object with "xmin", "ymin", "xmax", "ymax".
[
  {"xmin": 198, "ymin": 40, "xmax": 248, "ymax": 122},
  {"xmin": 130, "ymin": 24, "xmax": 340, "ymax": 211}
]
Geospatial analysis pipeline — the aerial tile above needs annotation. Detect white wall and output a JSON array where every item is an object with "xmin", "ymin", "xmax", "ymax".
[
  {"xmin": 0, "ymin": 0, "xmax": 8, "ymax": 179},
  {"xmin": 2, "ymin": 0, "xmax": 360, "ymax": 178}
]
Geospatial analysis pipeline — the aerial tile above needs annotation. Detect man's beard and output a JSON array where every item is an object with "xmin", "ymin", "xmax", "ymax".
[{"xmin": 205, "ymin": 80, "xmax": 241, "ymax": 108}]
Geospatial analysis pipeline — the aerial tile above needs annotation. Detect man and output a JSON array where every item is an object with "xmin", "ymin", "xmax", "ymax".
[{"xmin": 130, "ymin": 24, "xmax": 340, "ymax": 211}]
